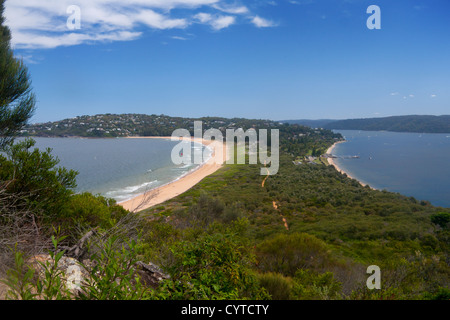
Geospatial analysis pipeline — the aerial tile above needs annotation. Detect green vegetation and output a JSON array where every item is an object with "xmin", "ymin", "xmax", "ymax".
[
  {"xmin": 3, "ymin": 122, "xmax": 449, "ymax": 299},
  {"xmin": 138, "ymin": 145, "xmax": 449, "ymax": 299},
  {"xmin": 2, "ymin": 111, "xmax": 450, "ymax": 300},
  {"xmin": 2, "ymin": 234, "xmax": 153, "ymax": 300},
  {"xmin": 0, "ymin": 0, "xmax": 36, "ymax": 149},
  {"xmin": 20, "ymin": 112, "xmax": 343, "ymax": 142},
  {"xmin": 0, "ymin": 138, "xmax": 78, "ymax": 218},
  {"xmin": 20, "ymin": 113, "xmax": 277, "ymax": 137},
  {"xmin": 322, "ymin": 115, "xmax": 450, "ymax": 133},
  {"xmin": 157, "ymin": 223, "xmax": 269, "ymax": 300},
  {"xmin": 0, "ymin": 2, "xmax": 448, "ymax": 300}
]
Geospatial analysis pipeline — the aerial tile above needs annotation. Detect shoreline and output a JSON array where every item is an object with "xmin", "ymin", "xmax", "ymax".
[
  {"xmin": 326, "ymin": 141, "xmax": 374, "ymax": 189},
  {"xmin": 118, "ymin": 136, "xmax": 228, "ymax": 212}
]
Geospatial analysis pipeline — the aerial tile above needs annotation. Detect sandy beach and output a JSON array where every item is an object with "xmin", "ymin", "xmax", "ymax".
[
  {"xmin": 118, "ymin": 136, "xmax": 228, "ymax": 212},
  {"xmin": 326, "ymin": 141, "xmax": 372, "ymax": 188}
]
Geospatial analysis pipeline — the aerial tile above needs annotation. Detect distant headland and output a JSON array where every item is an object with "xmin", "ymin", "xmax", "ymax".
[{"xmin": 282, "ymin": 115, "xmax": 450, "ymax": 134}]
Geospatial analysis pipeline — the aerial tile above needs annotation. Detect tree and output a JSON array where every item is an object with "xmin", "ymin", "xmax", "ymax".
[
  {"xmin": 0, "ymin": 0, "xmax": 36, "ymax": 150},
  {"xmin": 431, "ymin": 212, "xmax": 450, "ymax": 229},
  {"xmin": 0, "ymin": 138, "xmax": 78, "ymax": 218}
]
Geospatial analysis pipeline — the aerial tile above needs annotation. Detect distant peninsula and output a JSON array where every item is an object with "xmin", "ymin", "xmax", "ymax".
[
  {"xmin": 21, "ymin": 114, "xmax": 285, "ymax": 138},
  {"xmin": 283, "ymin": 115, "xmax": 450, "ymax": 134}
]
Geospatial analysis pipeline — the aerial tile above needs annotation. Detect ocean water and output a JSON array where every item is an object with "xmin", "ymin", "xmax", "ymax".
[
  {"xmin": 332, "ymin": 130, "xmax": 450, "ymax": 208},
  {"xmin": 20, "ymin": 137, "xmax": 211, "ymax": 202}
]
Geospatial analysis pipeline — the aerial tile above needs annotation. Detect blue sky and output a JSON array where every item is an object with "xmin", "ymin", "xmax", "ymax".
[{"xmin": 5, "ymin": 0, "xmax": 450, "ymax": 123}]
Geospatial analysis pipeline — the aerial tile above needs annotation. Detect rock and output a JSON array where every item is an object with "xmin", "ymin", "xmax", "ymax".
[
  {"xmin": 28, "ymin": 254, "xmax": 89, "ymax": 293},
  {"xmin": 27, "ymin": 255, "xmax": 169, "ymax": 295},
  {"xmin": 135, "ymin": 261, "xmax": 170, "ymax": 288}
]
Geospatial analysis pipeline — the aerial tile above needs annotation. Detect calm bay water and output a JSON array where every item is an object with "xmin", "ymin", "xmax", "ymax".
[
  {"xmin": 332, "ymin": 130, "xmax": 450, "ymax": 208},
  {"xmin": 23, "ymin": 137, "xmax": 211, "ymax": 202}
]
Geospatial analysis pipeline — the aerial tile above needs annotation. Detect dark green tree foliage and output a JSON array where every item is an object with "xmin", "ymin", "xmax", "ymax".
[
  {"xmin": 143, "ymin": 131, "xmax": 450, "ymax": 299},
  {"xmin": 431, "ymin": 212, "xmax": 450, "ymax": 229},
  {"xmin": 0, "ymin": 0, "xmax": 9, "ymax": 42},
  {"xmin": 160, "ymin": 223, "xmax": 268, "ymax": 300},
  {"xmin": 324, "ymin": 115, "xmax": 450, "ymax": 133},
  {"xmin": 62, "ymin": 192, "xmax": 129, "ymax": 231},
  {"xmin": 0, "ymin": 138, "xmax": 77, "ymax": 218},
  {"xmin": 255, "ymin": 233, "xmax": 335, "ymax": 277},
  {"xmin": 0, "ymin": 0, "xmax": 36, "ymax": 149}
]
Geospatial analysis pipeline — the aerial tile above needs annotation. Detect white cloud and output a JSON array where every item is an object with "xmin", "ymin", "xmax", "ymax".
[
  {"xmin": 171, "ymin": 36, "xmax": 188, "ymax": 40},
  {"xmin": 194, "ymin": 12, "xmax": 213, "ymax": 23},
  {"xmin": 134, "ymin": 10, "xmax": 188, "ymax": 29},
  {"xmin": 17, "ymin": 53, "xmax": 41, "ymax": 64},
  {"xmin": 212, "ymin": 4, "xmax": 249, "ymax": 14},
  {"xmin": 289, "ymin": 0, "xmax": 315, "ymax": 5},
  {"xmin": 194, "ymin": 12, "xmax": 235, "ymax": 30},
  {"xmin": 251, "ymin": 16, "xmax": 277, "ymax": 28},
  {"xmin": 431, "ymin": 94, "xmax": 437, "ymax": 98},
  {"xmin": 14, "ymin": 30, "xmax": 143, "ymax": 49},
  {"xmin": 211, "ymin": 15, "xmax": 236, "ymax": 30},
  {"xmin": 4, "ymin": 0, "xmax": 276, "ymax": 49}
]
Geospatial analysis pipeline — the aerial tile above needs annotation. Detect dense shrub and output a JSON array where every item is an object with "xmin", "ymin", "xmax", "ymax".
[
  {"xmin": 2, "ymin": 235, "xmax": 152, "ymax": 300},
  {"xmin": 257, "ymin": 272, "xmax": 292, "ymax": 300},
  {"xmin": 0, "ymin": 138, "xmax": 77, "ymax": 218},
  {"xmin": 291, "ymin": 269, "xmax": 342, "ymax": 300},
  {"xmin": 255, "ymin": 232, "xmax": 335, "ymax": 276},
  {"xmin": 159, "ymin": 222, "xmax": 268, "ymax": 300},
  {"xmin": 61, "ymin": 192, "xmax": 128, "ymax": 231},
  {"xmin": 431, "ymin": 212, "xmax": 450, "ymax": 229}
]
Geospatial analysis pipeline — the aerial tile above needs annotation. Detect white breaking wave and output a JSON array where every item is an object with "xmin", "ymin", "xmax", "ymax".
[{"xmin": 106, "ymin": 180, "xmax": 158, "ymax": 200}]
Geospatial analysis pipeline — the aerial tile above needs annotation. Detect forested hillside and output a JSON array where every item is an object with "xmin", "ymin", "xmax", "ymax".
[
  {"xmin": 322, "ymin": 115, "xmax": 450, "ymax": 133},
  {"xmin": 22, "ymin": 113, "xmax": 288, "ymax": 138},
  {"xmin": 280, "ymin": 119, "xmax": 336, "ymax": 128}
]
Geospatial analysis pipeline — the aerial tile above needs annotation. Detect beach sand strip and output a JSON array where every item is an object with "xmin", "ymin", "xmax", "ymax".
[
  {"xmin": 326, "ymin": 141, "xmax": 373, "ymax": 189},
  {"xmin": 118, "ymin": 136, "xmax": 228, "ymax": 212}
]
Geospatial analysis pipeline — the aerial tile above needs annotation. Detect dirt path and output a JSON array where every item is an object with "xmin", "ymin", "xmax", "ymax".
[
  {"xmin": 262, "ymin": 167, "xmax": 288, "ymax": 231},
  {"xmin": 272, "ymin": 201, "xmax": 289, "ymax": 230}
]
